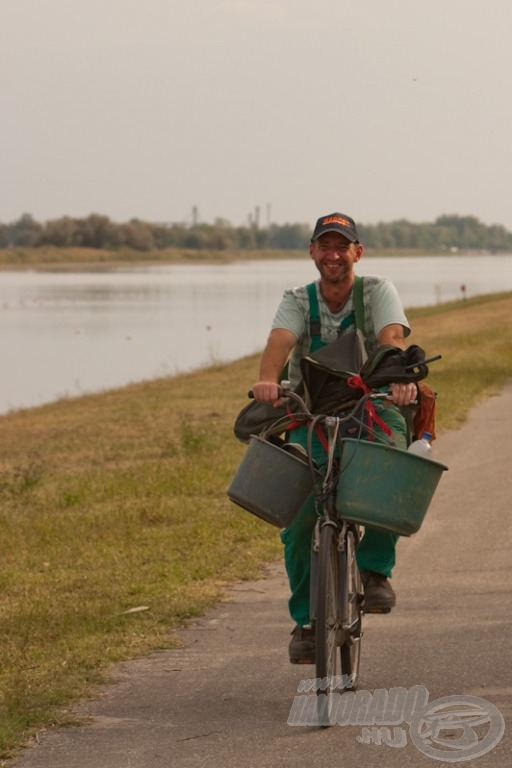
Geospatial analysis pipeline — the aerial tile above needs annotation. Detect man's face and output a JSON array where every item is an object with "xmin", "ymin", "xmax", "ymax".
[{"xmin": 309, "ymin": 232, "xmax": 362, "ymax": 285}]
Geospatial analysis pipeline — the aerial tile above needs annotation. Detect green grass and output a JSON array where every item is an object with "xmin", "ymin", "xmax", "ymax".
[
  {"xmin": 407, "ymin": 292, "xmax": 512, "ymax": 429},
  {"xmin": 1, "ymin": 292, "xmax": 512, "ymax": 757}
]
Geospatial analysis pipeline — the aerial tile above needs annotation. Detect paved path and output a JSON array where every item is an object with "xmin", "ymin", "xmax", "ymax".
[{"xmin": 13, "ymin": 386, "xmax": 512, "ymax": 767}]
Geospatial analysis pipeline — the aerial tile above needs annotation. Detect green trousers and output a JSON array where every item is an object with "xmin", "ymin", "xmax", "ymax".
[{"xmin": 280, "ymin": 406, "xmax": 408, "ymax": 627}]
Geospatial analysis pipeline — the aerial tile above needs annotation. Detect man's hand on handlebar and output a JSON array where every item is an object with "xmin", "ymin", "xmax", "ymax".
[
  {"xmin": 250, "ymin": 381, "xmax": 286, "ymax": 408},
  {"xmin": 389, "ymin": 382, "xmax": 418, "ymax": 407}
]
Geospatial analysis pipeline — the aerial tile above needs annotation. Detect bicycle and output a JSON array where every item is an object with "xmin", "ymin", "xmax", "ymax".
[
  {"xmin": 228, "ymin": 380, "xmax": 446, "ymax": 728},
  {"xmin": 279, "ymin": 388, "xmax": 390, "ymax": 726}
]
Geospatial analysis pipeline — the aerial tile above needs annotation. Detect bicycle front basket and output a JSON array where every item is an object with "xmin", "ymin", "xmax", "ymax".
[
  {"xmin": 227, "ymin": 436, "xmax": 322, "ymax": 528},
  {"xmin": 336, "ymin": 438, "xmax": 448, "ymax": 536}
]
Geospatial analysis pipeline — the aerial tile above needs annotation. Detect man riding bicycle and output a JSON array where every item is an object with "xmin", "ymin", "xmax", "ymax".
[{"xmin": 250, "ymin": 212, "xmax": 417, "ymax": 664}]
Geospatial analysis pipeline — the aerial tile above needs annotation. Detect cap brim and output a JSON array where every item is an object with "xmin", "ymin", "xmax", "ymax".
[{"xmin": 311, "ymin": 226, "xmax": 358, "ymax": 242}]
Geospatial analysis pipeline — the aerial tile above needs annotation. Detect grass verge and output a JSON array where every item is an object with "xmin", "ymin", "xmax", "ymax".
[{"xmin": 1, "ymin": 291, "xmax": 512, "ymax": 757}]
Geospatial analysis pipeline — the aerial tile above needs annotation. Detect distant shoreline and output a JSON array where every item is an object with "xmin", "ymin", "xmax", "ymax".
[{"xmin": 0, "ymin": 245, "xmax": 501, "ymax": 272}]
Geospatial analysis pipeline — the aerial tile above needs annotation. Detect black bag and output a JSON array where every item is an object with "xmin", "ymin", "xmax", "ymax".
[
  {"xmin": 301, "ymin": 342, "xmax": 429, "ymax": 414},
  {"xmin": 358, "ymin": 344, "xmax": 429, "ymax": 388},
  {"xmin": 300, "ymin": 327, "xmax": 367, "ymax": 413}
]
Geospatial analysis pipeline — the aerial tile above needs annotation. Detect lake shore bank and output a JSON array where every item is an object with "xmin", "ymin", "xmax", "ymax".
[{"xmin": 0, "ymin": 245, "xmax": 498, "ymax": 272}]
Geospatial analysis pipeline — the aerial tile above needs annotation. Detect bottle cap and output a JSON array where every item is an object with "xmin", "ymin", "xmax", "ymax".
[{"xmin": 422, "ymin": 432, "xmax": 432, "ymax": 441}]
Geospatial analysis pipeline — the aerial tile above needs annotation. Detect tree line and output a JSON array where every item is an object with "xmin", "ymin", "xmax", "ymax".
[{"xmin": 2, "ymin": 213, "xmax": 512, "ymax": 252}]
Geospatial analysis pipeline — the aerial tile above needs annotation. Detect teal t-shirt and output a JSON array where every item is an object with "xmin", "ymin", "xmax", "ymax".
[{"xmin": 271, "ymin": 276, "xmax": 410, "ymax": 389}]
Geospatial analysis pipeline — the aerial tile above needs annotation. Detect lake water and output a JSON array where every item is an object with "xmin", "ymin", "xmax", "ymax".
[{"xmin": 2, "ymin": 254, "xmax": 512, "ymax": 414}]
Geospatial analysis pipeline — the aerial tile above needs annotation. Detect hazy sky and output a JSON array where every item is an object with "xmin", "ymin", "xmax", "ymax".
[{"xmin": 1, "ymin": 0, "xmax": 511, "ymax": 231}]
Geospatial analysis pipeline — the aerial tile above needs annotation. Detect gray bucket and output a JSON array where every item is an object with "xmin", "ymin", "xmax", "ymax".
[{"xmin": 227, "ymin": 436, "xmax": 321, "ymax": 528}]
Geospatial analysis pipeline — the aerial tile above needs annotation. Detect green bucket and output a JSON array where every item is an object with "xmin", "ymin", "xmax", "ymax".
[
  {"xmin": 336, "ymin": 438, "xmax": 448, "ymax": 536},
  {"xmin": 227, "ymin": 436, "xmax": 321, "ymax": 528}
]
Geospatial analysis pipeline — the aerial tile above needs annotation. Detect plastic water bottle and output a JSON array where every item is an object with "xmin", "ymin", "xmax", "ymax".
[{"xmin": 408, "ymin": 431, "xmax": 433, "ymax": 458}]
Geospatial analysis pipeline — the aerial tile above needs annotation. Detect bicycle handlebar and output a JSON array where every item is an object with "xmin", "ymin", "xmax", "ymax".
[{"xmin": 248, "ymin": 388, "xmax": 417, "ymax": 417}]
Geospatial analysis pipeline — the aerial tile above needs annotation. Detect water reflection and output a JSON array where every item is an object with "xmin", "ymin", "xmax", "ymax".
[{"xmin": 1, "ymin": 255, "xmax": 512, "ymax": 414}]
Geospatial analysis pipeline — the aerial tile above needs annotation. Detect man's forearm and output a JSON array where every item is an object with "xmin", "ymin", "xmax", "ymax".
[
  {"xmin": 258, "ymin": 329, "xmax": 296, "ymax": 382},
  {"xmin": 259, "ymin": 348, "xmax": 287, "ymax": 382},
  {"xmin": 251, "ymin": 328, "xmax": 297, "ymax": 403}
]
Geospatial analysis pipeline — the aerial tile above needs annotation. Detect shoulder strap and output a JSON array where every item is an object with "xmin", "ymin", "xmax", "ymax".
[
  {"xmin": 353, "ymin": 275, "xmax": 365, "ymax": 332},
  {"xmin": 306, "ymin": 282, "xmax": 323, "ymax": 352},
  {"xmin": 281, "ymin": 282, "xmax": 322, "ymax": 380}
]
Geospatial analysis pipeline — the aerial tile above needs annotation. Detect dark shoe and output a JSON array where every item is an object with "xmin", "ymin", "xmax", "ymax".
[
  {"xmin": 361, "ymin": 570, "xmax": 396, "ymax": 614},
  {"xmin": 289, "ymin": 625, "xmax": 316, "ymax": 664}
]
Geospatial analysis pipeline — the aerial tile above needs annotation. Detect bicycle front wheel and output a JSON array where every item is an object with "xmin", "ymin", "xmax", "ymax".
[
  {"xmin": 315, "ymin": 522, "xmax": 342, "ymax": 727},
  {"xmin": 340, "ymin": 527, "xmax": 363, "ymax": 690}
]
